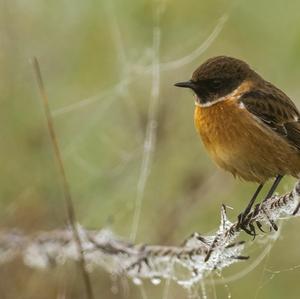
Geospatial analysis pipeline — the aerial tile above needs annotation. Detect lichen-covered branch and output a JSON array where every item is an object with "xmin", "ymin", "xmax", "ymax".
[{"xmin": 1, "ymin": 181, "xmax": 300, "ymax": 288}]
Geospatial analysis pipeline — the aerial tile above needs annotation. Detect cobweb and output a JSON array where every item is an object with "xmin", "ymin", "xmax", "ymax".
[
  {"xmin": 49, "ymin": 2, "xmax": 269, "ymax": 298},
  {"xmin": 11, "ymin": 0, "xmax": 300, "ymax": 298},
  {"xmin": 54, "ymin": 1, "xmax": 231, "ymax": 296},
  {"xmin": 53, "ymin": 1, "xmax": 229, "ymax": 239}
]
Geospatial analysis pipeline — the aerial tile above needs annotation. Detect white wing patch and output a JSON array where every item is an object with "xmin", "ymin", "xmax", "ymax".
[{"xmin": 239, "ymin": 102, "xmax": 246, "ymax": 109}]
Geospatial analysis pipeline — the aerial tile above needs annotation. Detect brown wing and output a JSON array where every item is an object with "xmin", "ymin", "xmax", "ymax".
[{"xmin": 239, "ymin": 87, "xmax": 300, "ymax": 150}]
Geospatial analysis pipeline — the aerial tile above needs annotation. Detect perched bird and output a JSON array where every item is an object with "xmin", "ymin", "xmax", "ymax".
[{"xmin": 175, "ymin": 56, "xmax": 300, "ymax": 233}]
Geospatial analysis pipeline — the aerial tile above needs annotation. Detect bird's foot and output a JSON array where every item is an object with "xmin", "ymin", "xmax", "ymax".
[
  {"xmin": 237, "ymin": 203, "xmax": 278, "ymax": 237},
  {"xmin": 236, "ymin": 211, "xmax": 257, "ymax": 238}
]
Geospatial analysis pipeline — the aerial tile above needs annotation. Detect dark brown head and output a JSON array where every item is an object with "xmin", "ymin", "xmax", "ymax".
[{"xmin": 175, "ymin": 56, "xmax": 256, "ymax": 105}]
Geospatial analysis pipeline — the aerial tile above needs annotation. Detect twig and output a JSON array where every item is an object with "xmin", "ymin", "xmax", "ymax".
[
  {"xmin": 1, "ymin": 180, "xmax": 300, "ymax": 289},
  {"xmin": 32, "ymin": 57, "xmax": 94, "ymax": 299}
]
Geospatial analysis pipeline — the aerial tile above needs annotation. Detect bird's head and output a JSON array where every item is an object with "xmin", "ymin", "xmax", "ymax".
[{"xmin": 175, "ymin": 56, "xmax": 255, "ymax": 106}]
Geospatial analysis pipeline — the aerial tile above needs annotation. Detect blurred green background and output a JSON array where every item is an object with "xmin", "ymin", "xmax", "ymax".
[{"xmin": 2, "ymin": 0, "xmax": 300, "ymax": 298}]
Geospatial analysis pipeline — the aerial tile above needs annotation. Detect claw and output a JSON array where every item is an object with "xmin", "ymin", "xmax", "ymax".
[
  {"xmin": 236, "ymin": 210, "xmax": 257, "ymax": 237},
  {"xmin": 293, "ymin": 203, "xmax": 300, "ymax": 215},
  {"xmin": 269, "ymin": 220, "xmax": 278, "ymax": 231},
  {"xmin": 261, "ymin": 207, "xmax": 278, "ymax": 231},
  {"xmin": 240, "ymin": 227, "xmax": 256, "ymax": 238},
  {"xmin": 249, "ymin": 223, "xmax": 257, "ymax": 239},
  {"xmin": 256, "ymin": 221, "xmax": 266, "ymax": 233}
]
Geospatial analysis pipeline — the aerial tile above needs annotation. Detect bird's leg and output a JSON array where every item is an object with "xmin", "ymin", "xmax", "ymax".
[
  {"xmin": 262, "ymin": 175, "xmax": 283, "ymax": 202},
  {"xmin": 237, "ymin": 183, "xmax": 264, "ymax": 234},
  {"xmin": 239, "ymin": 175, "xmax": 283, "ymax": 235},
  {"xmin": 259, "ymin": 175, "xmax": 283, "ymax": 231}
]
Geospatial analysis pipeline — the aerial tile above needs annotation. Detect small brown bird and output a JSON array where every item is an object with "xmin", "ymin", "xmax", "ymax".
[{"xmin": 175, "ymin": 56, "xmax": 300, "ymax": 233}]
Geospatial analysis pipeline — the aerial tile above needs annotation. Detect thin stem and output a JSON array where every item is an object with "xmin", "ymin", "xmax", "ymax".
[
  {"xmin": 130, "ymin": 7, "xmax": 161, "ymax": 242},
  {"xmin": 32, "ymin": 57, "xmax": 94, "ymax": 299}
]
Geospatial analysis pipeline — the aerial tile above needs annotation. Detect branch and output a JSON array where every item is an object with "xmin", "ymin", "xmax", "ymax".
[
  {"xmin": 32, "ymin": 58, "xmax": 94, "ymax": 299},
  {"xmin": 1, "ymin": 181, "xmax": 300, "ymax": 289}
]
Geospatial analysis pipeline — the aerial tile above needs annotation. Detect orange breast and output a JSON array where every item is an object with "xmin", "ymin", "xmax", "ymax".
[
  {"xmin": 194, "ymin": 99, "xmax": 300, "ymax": 182},
  {"xmin": 194, "ymin": 99, "xmax": 244, "ymax": 172}
]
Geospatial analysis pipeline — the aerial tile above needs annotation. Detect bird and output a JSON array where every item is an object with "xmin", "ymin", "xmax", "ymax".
[{"xmin": 174, "ymin": 56, "xmax": 300, "ymax": 234}]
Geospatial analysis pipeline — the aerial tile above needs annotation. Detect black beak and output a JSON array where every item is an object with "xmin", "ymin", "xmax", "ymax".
[{"xmin": 174, "ymin": 80, "xmax": 197, "ymax": 91}]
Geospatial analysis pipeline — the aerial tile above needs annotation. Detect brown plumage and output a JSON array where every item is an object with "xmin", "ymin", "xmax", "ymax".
[
  {"xmin": 175, "ymin": 56, "xmax": 300, "ymax": 183},
  {"xmin": 175, "ymin": 56, "xmax": 300, "ymax": 233}
]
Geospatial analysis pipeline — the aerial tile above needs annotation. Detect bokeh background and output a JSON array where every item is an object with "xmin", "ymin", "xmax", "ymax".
[{"xmin": 2, "ymin": 0, "xmax": 300, "ymax": 298}]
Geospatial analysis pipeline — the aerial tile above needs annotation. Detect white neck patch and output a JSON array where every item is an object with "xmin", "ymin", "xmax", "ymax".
[
  {"xmin": 195, "ymin": 96, "xmax": 228, "ymax": 108},
  {"xmin": 194, "ymin": 85, "xmax": 244, "ymax": 108}
]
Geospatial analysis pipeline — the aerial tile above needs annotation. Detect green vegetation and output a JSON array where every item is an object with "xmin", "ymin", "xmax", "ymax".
[{"xmin": 2, "ymin": 0, "xmax": 300, "ymax": 298}]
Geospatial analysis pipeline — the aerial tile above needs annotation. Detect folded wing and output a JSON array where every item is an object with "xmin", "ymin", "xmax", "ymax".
[{"xmin": 239, "ymin": 87, "xmax": 300, "ymax": 150}]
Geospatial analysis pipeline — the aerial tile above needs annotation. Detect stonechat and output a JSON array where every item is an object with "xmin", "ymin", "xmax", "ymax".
[{"xmin": 175, "ymin": 56, "xmax": 300, "ymax": 234}]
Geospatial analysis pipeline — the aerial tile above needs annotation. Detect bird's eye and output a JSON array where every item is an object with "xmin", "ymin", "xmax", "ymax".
[{"xmin": 210, "ymin": 79, "xmax": 223, "ymax": 90}]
